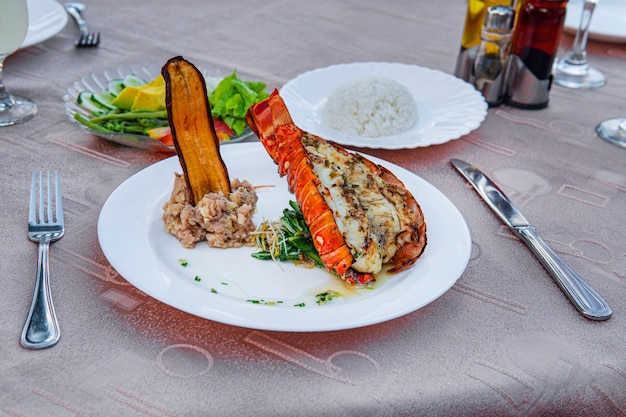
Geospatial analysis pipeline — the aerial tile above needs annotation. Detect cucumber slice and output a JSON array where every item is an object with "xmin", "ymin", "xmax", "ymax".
[
  {"xmin": 107, "ymin": 79, "xmax": 125, "ymax": 97},
  {"xmin": 77, "ymin": 91, "xmax": 106, "ymax": 114},
  {"xmin": 77, "ymin": 91, "xmax": 94, "ymax": 105},
  {"xmin": 122, "ymin": 74, "xmax": 146, "ymax": 87},
  {"xmin": 91, "ymin": 91, "xmax": 117, "ymax": 109}
]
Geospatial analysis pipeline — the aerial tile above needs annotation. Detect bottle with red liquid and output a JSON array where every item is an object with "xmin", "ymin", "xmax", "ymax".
[{"xmin": 506, "ymin": 0, "xmax": 568, "ymax": 109}]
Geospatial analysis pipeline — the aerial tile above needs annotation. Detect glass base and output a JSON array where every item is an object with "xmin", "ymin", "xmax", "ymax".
[
  {"xmin": 596, "ymin": 118, "xmax": 626, "ymax": 149},
  {"xmin": 553, "ymin": 59, "xmax": 606, "ymax": 89},
  {"xmin": 0, "ymin": 95, "xmax": 38, "ymax": 126}
]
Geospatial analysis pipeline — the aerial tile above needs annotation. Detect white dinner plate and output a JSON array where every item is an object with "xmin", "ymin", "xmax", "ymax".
[
  {"xmin": 279, "ymin": 62, "xmax": 487, "ymax": 150},
  {"xmin": 98, "ymin": 142, "xmax": 471, "ymax": 331},
  {"xmin": 21, "ymin": 0, "xmax": 68, "ymax": 49},
  {"xmin": 564, "ymin": 0, "xmax": 626, "ymax": 44}
]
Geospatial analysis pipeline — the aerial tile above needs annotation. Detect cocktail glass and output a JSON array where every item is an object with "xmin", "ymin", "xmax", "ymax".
[
  {"xmin": 596, "ymin": 118, "xmax": 626, "ymax": 148},
  {"xmin": 0, "ymin": 0, "xmax": 38, "ymax": 126},
  {"xmin": 553, "ymin": 0, "xmax": 606, "ymax": 89}
]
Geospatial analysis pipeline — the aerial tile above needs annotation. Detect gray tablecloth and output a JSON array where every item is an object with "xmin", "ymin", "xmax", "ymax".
[{"xmin": 1, "ymin": 0, "xmax": 625, "ymax": 415}]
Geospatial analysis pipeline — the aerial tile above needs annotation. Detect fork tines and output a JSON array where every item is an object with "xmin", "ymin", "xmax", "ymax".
[
  {"xmin": 29, "ymin": 171, "xmax": 63, "ymax": 226},
  {"xmin": 76, "ymin": 32, "xmax": 100, "ymax": 48}
]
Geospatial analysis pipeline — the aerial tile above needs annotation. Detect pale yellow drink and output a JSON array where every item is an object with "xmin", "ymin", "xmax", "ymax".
[{"xmin": 0, "ymin": 0, "xmax": 29, "ymax": 55}]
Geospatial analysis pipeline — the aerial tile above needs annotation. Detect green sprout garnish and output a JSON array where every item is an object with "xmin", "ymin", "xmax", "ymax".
[{"xmin": 252, "ymin": 201, "xmax": 323, "ymax": 268}]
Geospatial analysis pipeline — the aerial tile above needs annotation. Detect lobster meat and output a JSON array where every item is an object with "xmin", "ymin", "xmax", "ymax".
[{"xmin": 246, "ymin": 90, "xmax": 426, "ymax": 286}]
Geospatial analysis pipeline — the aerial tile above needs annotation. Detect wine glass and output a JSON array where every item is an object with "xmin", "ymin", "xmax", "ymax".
[
  {"xmin": 0, "ymin": 0, "xmax": 38, "ymax": 126},
  {"xmin": 553, "ymin": 0, "xmax": 606, "ymax": 89},
  {"xmin": 596, "ymin": 118, "xmax": 626, "ymax": 148}
]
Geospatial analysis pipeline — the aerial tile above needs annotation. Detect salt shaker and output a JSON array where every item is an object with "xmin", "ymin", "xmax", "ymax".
[
  {"xmin": 472, "ymin": 6, "xmax": 515, "ymax": 106},
  {"xmin": 454, "ymin": 0, "xmax": 513, "ymax": 82},
  {"xmin": 506, "ymin": 0, "xmax": 569, "ymax": 109}
]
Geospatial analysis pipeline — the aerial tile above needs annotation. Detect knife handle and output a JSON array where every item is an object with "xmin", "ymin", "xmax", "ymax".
[{"xmin": 516, "ymin": 226, "xmax": 612, "ymax": 320}]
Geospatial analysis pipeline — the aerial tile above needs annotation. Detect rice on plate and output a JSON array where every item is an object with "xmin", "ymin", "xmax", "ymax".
[{"xmin": 321, "ymin": 76, "xmax": 418, "ymax": 138}]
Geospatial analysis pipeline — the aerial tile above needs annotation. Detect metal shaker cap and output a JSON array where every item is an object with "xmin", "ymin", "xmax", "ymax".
[{"xmin": 484, "ymin": 6, "xmax": 515, "ymax": 32}]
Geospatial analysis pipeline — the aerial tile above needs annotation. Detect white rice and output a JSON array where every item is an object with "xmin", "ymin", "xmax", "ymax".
[{"xmin": 322, "ymin": 76, "xmax": 418, "ymax": 138}]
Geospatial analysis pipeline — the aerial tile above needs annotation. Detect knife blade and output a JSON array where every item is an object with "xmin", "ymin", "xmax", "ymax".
[{"xmin": 450, "ymin": 158, "xmax": 612, "ymax": 321}]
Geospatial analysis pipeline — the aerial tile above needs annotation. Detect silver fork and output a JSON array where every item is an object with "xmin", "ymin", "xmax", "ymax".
[
  {"xmin": 65, "ymin": 2, "xmax": 100, "ymax": 47},
  {"xmin": 20, "ymin": 171, "xmax": 64, "ymax": 349}
]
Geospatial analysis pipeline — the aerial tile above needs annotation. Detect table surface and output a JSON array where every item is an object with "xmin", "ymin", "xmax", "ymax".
[{"xmin": 1, "ymin": 0, "xmax": 625, "ymax": 415}]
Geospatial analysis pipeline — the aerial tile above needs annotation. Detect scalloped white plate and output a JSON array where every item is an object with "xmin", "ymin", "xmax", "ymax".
[
  {"xmin": 22, "ymin": 0, "xmax": 67, "ymax": 49},
  {"xmin": 63, "ymin": 63, "xmax": 255, "ymax": 152},
  {"xmin": 280, "ymin": 62, "xmax": 487, "ymax": 149},
  {"xmin": 98, "ymin": 142, "xmax": 471, "ymax": 332}
]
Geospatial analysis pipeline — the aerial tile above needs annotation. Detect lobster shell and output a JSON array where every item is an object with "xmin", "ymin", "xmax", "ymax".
[{"xmin": 247, "ymin": 90, "xmax": 426, "ymax": 285}]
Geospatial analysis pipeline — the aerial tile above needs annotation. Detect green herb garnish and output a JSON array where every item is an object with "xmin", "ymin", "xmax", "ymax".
[
  {"xmin": 315, "ymin": 290, "xmax": 340, "ymax": 305},
  {"xmin": 247, "ymin": 299, "xmax": 282, "ymax": 306}
]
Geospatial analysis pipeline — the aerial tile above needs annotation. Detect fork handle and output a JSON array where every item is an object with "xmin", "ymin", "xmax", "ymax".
[
  {"xmin": 65, "ymin": 4, "xmax": 89, "ymax": 35},
  {"xmin": 20, "ymin": 238, "xmax": 60, "ymax": 349}
]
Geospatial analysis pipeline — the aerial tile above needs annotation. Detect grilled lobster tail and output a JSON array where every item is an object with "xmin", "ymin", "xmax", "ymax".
[{"xmin": 247, "ymin": 90, "xmax": 426, "ymax": 286}]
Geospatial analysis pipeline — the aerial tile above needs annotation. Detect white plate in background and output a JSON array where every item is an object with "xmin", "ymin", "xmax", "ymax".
[
  {"xmin": 21, "ymin": 0, "xmax": 68, "ymax": 48},
  {"xmin": 280, "ymin": 62, "xmax": 487, "ymax": 150}
]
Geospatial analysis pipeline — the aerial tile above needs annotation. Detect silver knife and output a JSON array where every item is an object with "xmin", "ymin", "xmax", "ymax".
[{"xmin": 450, "ymin": 159, "xmax": 612, "ymax": 321}]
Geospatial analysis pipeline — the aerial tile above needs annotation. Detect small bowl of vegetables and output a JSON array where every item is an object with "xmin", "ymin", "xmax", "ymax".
[{"xmin": 63, "ymin": 62, "xmax": 269, "ymax": 152}]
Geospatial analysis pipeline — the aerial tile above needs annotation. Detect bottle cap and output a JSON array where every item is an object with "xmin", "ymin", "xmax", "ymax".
[{"xmin": 484, "ymin": 6, "xmax": 515, "ymax": 32}]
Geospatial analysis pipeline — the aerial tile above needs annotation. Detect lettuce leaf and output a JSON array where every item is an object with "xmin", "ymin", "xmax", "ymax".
[{"xmin": 209, "ymin": 70, "xmax": 269, "ymax": 135}]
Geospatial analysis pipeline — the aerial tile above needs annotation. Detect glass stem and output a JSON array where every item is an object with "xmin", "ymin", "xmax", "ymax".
[
  {"xmin": 565, "ymin": 0, "xmax": 598, "ymax": 65},
  {"xmin": 0, "ymin": 54, "xmax": 15, "ymax": 112}
]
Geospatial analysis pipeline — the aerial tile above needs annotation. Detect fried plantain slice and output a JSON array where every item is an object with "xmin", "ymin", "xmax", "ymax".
[{"xmin": 162, "ymin": 56, "xmax": 231, "ymax": 205}]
